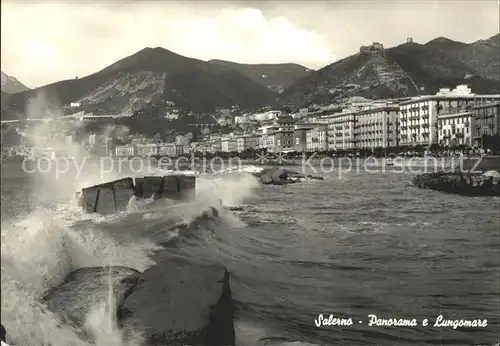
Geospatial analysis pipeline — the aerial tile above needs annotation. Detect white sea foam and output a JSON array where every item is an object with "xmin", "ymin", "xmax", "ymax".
[{"xmin": 1, "ymin": 91, "xmax": 263, "ymax": 346}]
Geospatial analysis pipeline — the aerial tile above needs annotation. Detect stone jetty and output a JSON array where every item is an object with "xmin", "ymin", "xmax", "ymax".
[
  {"xmin": 412, "ymin": 171, "xmax": 500, "ymax": 197},
  {"xmin": 79, "ymin": 174, "xmax": 196, "ymax": 213},
  {"xmin": 412, "ymin": 156, "xmax": 500, "ymax": 197}
]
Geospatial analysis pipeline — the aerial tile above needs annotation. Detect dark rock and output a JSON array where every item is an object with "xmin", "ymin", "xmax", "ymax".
[
  {"xmin": 81, "ymin": 178, "xmax": 135, "ymax": 213},
  {"xmin": 306, "ymin": 174, "xmax": 324, "ymax": 180},
  {"xmin": 227, "ymin": 206, "xmax": 244, "ymax": 211},
  {"xmin": 42, "ymin": 266, "xmax": 142, "ymax": 339},
  {"xmin": 412, "ymin": 171, "xmax": 500, "ymax": 197},
  {"xmin": 119, "ymin": 259, "xmax": 235, "ymax": 345},
  {"xmin": 258, "ymin": 167, "xmax": 298, "ymax": 185},
  {"xmin": 0, "ymin": 323, "xmax": 5, "ymax": 342},
  {"xmin": 254, "ymin": 168, "xmax": 324, "ymax": 184}
]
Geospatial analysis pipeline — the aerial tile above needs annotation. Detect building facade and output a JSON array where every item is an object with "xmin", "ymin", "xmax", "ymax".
[
  {"xmin": 273, "ymin": 130, "xmax": 294, "ymax": 153},
  {"xmin": 326, "ymin": 109, "xmax": 357, "ymax": 150},
  {"xmin": 158, "ymin": 143, "xmax": 177, "ymax": 156},
  {"xmin": 221, "ymin": 136, "xmax": 237, "ymax": 152},
  {"xmin": 471, "ymin": 102, "xmax": 500, "ymax": 148},
  {"xmin": 306, "ymin": 126, "xmax": 328, "ymax": 152},
  {"xmin": 399, "ymin": 85, "xmax": 499, "ymax": 147},
  {"xmin": 356, "ymin": 105, "xmax": 399, "ymax": 149},
  {"xmin": 136, "ymin": 144, "xmax": 158, "ymax": 157},
  {"xmin": 437, "ymin": 112, "xmax": 473, "ymax": 147},
  {"xmin": 115, "ymin": 145, "xmax": 135, "ymax": 157},
  {"xmin": 293, "ymin": 127, "xmax": 311, "ymax": 153},
  {"xmin": 243, "ymin": 135, "xmax": 260, "ymax": 151}
]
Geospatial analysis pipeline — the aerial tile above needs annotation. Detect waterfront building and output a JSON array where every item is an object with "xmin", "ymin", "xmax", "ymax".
[
  {"xmin": 325, "ymin": 108, "xmax": 358, "ymax": 150},
  {"xmin": 244, "ymin": 135, "xmax": 260, "ymax": 151},
  {"xmin": 175, "ymin": 145, "xmax": 187, "ymax": 156},
  {"xmin": 293, "ymin": 125, "xmax": 313, "ymax": 153},
  {"xmin": 236, "ymin": 134, "xmax": 260, "ymax": 152},
  {"xmin": 208, "ymin": 135, "xmax": 222, "ymax": 153},
  {"xmin": 136, "ymin": 144, "xmax": 158, "ymax": 157},
  {"xmin": 115, "ymin": 145, "xmax": 135, "ymax": 157},
  {"xmin": 306, "ymin": 126, "xmax": 328, "ymax": 152},
  {"xmin": 271, "ymin": 116, "xmax": 295, "ymax": 153},
  {"xmin": 437, "ymin": 112, "xmax": 474, "ymax": 147},
  {"xmin": 356, "ymin": 105, "xmax": 399, "ymax": 149},
  {"xmin": 158, "ymin": 143, "xmax": 177, "ymax": 156},
  {"xmin": 399, "ymin": 85, "xmax": 499, "ymax": 147},
  {"xmin": 471, "ymin": 102, "xmax": 500, "ymax": 148},
  {"xmin": 221, "ymin": 136, "xmax": 237, "ymax": 153},
  {"xmin": 236, "ymin": 136, "xmax": 245, "ymax": 153}
]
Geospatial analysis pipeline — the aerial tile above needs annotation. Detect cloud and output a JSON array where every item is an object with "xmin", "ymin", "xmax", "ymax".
[
  {"xmin": 1, "ymin": 1, "xmax": 498, "ymax": 89},
  {"xmin": 0, "ymin": 3, "xmax": 335, "ymax": 88}
]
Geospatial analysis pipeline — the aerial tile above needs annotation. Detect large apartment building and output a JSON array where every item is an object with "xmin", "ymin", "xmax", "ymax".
[
  {"xmin": 306, "ymin": 125, "xmax": 328, "ymax": 152},
  {"xmin": 356, "ymin": 105, "xmax": 399, "ymax": 149},
  {"xmin": 272, "ymin": 116, "xmax": 295, "ymax": 153},
  {"xmin": 326, "ymin": 109, "xmax": 357, "ymax": 150},
  {"xmin": 437, "ymin": 111, "xmax": 474, "ymax": 147},
  {"xmin": 471, "ymin": 102, "xmax": 500, "ymax": 148},
  {"xmin": 221, "ymin": 136, "xmax": 237, "ymax": 152},
  {"xmin": 399, "ymin": 85, "xmax": 499, "ymax": 147}
]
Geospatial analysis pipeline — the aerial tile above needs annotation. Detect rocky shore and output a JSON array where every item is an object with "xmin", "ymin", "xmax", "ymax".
[
  {"xmin": 412, "ymin": 156, "xmax": 500, "ymax": 197},
  {"xmin": 37, "ymin": 261, "xmax": 235, "ymax": 346},
  {"xmin": 3, "ymin": 175, "xmax": 236, "ymax": 346},
  {"xmin": 412, "ymin": 171, "xmax": 500, "ymax": 197}
]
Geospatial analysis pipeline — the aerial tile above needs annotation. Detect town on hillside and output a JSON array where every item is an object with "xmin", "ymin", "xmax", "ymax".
[{"xmin": 1, "ymin": 84, "xmax": 499, "ymax": 160}]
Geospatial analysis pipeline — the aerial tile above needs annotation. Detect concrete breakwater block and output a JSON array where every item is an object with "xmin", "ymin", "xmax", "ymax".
[
  {"xmin": 80, "ymin": 175, "xmax": 196, "ymax": 213},
  {"xmin": 135, "ymin": 175, "xmax": 196, "ymax": 200},
  {"xmin": 81, "ymin": 177, "xmax": 135, "ymax": 214},
  {"xmin": 119, "ymin": 259, "xmax": 235, "ymax": 345},
  {"xmin": 41, "ymin": 266, "xmax": 142, "ymax": 340}
]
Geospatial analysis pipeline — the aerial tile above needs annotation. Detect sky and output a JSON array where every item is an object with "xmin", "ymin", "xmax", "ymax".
[{"xmin": 1, "ymin": 0, "xmax": 499, "ymax": 88}]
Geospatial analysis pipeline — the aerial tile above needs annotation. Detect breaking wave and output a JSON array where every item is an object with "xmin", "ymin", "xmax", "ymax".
[{"xmin": 1, "ymin": 168, "xmax": 260, "ymax": 345}]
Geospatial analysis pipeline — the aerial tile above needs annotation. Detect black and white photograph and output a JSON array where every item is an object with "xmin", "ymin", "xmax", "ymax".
[{"xmin": 1, "ymin": 0, "xmax": 499, "ymax": 345}]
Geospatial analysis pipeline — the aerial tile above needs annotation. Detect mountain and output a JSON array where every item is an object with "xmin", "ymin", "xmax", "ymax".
[
  {"xmin": 1, "ymin": 72, "xmax": 30, "ymax": 94},
  {"xmin": 277, "ymin": 35, "xmax": 500, "ymax": 108},
  {"xmin": 3, "ymin": 47, "xmax": 276, "ymax": 120},
  {"xmin": 208, "ymin": 59, "xmax": 312, "ymax": 94},
  {"xmin": 425, "ymin": 33, "xmax": 500, "ymax": 80},
  {"xmin": 276, "ymin": 48, "xmax": 420, "ymax": 107}
]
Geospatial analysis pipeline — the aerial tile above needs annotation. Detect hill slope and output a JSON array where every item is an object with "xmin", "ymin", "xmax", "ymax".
[
  {"xmin": 1, "ymin": 72, "xmax": 30, "ymax": 94},
  {"xmin": 277, "ymin": 50, "xmax": 420, "ymax": 107},
  {"xmin": 208, "ymin": 59, "xmax": 312, "ymax": 93},
  {"xmin": 384, "ymin": 41, "xmax": 499, "ymax": 93},
  {"xmin": 278, "ymin": 35, "xmax": 500, "ymax": 108},
  {"xmin": 3, "ymin": 47, "xmax": 276, "ymax": 119},
  {"xmin": 425, "ymin": 33, "xmax": 500, "ymax": 80}
]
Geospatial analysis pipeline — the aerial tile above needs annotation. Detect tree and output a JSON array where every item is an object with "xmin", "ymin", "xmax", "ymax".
[{"xmin": 154, "ymin": 132, "xmax": 162, "ymax": 143}]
